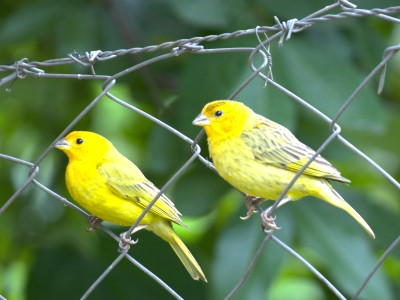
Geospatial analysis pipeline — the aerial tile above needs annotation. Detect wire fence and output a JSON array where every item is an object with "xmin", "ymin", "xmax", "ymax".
[{"xmin": 1, "ymin": 1, "xmax": 400, "ymax": 299}]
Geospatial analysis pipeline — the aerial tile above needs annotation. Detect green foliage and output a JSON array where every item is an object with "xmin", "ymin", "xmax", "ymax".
[{"xmin": 1, "ymin": 0, "xmax": 399, "ymax": 299}]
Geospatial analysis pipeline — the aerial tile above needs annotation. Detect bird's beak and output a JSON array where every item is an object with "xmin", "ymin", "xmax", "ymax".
[
  {"xmin": 54, "ymin": 138, "xmax": 70, "ymax": 150},
  {"xmin": 192, "ymin": 113, "xmax": 210, "ymax": 126}
]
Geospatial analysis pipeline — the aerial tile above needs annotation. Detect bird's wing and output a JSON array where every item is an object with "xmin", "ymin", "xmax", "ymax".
[
  {"xmin": 97, "ymin": 160, "xmax": 184, "ymax": 225},
  {"xmin": 240, "ymin": 117, "xmax": 350, "ymax": 183}
]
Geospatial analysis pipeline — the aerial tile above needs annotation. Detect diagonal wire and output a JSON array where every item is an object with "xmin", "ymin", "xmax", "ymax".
[
  {"xmin": 122, "ymin": 143, "xmax": 202, "ymax": 241},
  {"xmin": 0, "ymin": 154, "xmax": 39, "ymax": 215},
  {"xmin": 223, "ymin": 126, "xmax": 342, "ymax": 298},
  {"xmin": 81, "ymin": 251, "xmax": 128, "ymax": 300},
  {"xmin": 29, "ymin": 79, "xmax": 116, "ymax": 174},
  {"xmin": 271, "ymin": 235, "xmax": 346, "ymax": 300},
  {"xmin": 251, "ymin": 60, "xmax": 400, "ymax": 189},
  {"xmin": 338, "ymin": 135, "xmax": 400, "ymax": 189},
  {"xmin": 1, "ymin": 6, "xmax": 398, "ymax": 83},
  {"xmin": 124, "ymin": 254, "xmax": 184, "ymax": 300},
  {"xmin": 32, "ymin": 178, "xmax": 120, "ymax": 240},
  {"xmin": 1, "ymin": 3, "xmax": 400, "ymax": 300},
  {"xmin": 80, "ymin": 249, "xmax": 184, "ymax": 300},
  {"xmin": 330, "ymin": 45, "xmax": 400, "ymax": 126},
  {"xmin": 224, "ymin": 234, "xmax": 272, "ymax": 300},
  {"xmin": 266, "ymin": 125, "xmax": 342, "ymax": 216},
  {"xmin": 352, "ymin": 235, "xmax": 400, "ymax": 300},
  {"xmin": 33, "ymin": 171, "xmax": 184, "ymax": 299},
  {"xmin": 106, "ymin": 91, "xmax": 217, "ymax": 172}
]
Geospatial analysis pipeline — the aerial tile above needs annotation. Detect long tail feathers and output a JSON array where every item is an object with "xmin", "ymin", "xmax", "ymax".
[
  {"xmin": 154, "ymin": 222, "xmax": 207, "ymax": 282},
  {"xmin": 320, "ymin": 181, "xmax": 375, "ymax": 239}
]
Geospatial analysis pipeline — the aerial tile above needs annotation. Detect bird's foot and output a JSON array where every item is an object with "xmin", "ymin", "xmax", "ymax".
[
  {"xmin": 240, "ymin": 206, "xmax": 258, "ymax": 220},
  {"xmin": 86, "ymin": 216, "xmax": 103, "ymax": 232},
  {"xmin": 261, "ymin": 210, "xmax": 281, "ymax": 234},
  {"xmin": 118, "ymin": 232, "xmax": 138, "ymax": 252},
  {"xmin": 240, "ymin": 195, "xmax": 263, "ymax": 220}
]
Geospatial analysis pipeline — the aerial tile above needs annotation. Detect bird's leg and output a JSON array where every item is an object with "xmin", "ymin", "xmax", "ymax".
[
  {"xmin": 86, "ymin": 215, "xmax": 103, "ymax": 232},
  {"xmin": 260, "ymin": 197, "xmax": 291, "ymax": 233},
  {"xmin": 240, "ymin": 195, "xmax": 264, "ymax": 220},
  {"xmin": 119, "ymin": 225, "xmax": 148, "ymax": 251}
]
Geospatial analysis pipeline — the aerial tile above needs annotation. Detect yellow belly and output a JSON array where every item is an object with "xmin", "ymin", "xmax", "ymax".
[
  {"xmin": 65, "ymin": 164, "xmax": 157, "ymax": 227},
  {"xmin": 210, "ymin": 139, "xmax": 319, "ymax": 201}
]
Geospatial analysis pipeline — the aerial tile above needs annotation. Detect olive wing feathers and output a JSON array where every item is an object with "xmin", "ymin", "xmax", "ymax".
[
  {"xmin": 241, "ymin": 116, "xmax": 350, "ymax": 183},
  {"xmin": 97, "ymin": 160, "xmax": 185, "ymax": 226}
]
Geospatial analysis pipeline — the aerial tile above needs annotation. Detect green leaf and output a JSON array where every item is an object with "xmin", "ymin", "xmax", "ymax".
[
  {"xmin": 178, "ymin": 43, "xmax": 298, "ymax": 137},
  {"xmin": 0, "ymin": 1, "xmax": 63, "ymax": 45},
  {"xmin": 210, "ymin": 216, "xmax": 262, "ymax": 299},
  {"xmin": 178, "ymin": 48, "xmax": 250, "ymax": 134},
  {"xmin": 258, "ymin": 0, "xmax": 329, "ymax": 20},
  {"xmin": 266, "ymin": 277, "xmax": 325, "ymax": 300},
  {"xmin": 171, "ymin": 162, "xmax": 231, "ymax": 215},
  {"xmin": 170, "ymin": 0, "xmax": 245, "ymax": 28},
  {"xmin": 274, "ymin": 39, "xmax": 387, "ymax": 131},
  {"xmin": 296, "ymin": 200, "xmax": 394, "ymax": 299},
  {"xmin": 232, "ymin": 63, "xmax": 298, "ymax": 130},
  {"xmin": 210, "ymin": 205, "xmax": 294, "ymax": 299}
]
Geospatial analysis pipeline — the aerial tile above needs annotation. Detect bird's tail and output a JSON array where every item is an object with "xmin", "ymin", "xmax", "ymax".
[
  {"xmin": 153, "ymin": 222, "xmax": 207, "ymax": 282},
  {"xmin": 317, "ymin": 180, "xmax": 375, "ymax": 239}
]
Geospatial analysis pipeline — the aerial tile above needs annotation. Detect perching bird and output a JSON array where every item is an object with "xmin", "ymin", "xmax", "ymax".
[
  {"xmin": 193, "ymin": 100, "xmax": 374, "ymax": 238},
  {"xmin": 55, "ymin": 131, "xmax": 207, "ymax": 281}
]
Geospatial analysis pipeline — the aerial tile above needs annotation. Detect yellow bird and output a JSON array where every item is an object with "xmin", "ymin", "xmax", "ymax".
[
  {"xmin": 193, "ymin": 100, "xmax": 374, "ymax": 238},
  {"xmin": 55, "ymin": 131, "xmax": 207, "ymax": 281}
]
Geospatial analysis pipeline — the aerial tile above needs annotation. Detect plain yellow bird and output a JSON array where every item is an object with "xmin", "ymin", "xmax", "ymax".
[
  {"xmin": 55, "ymin": 131, "xmax": 207, "ymax": 281},
  {"xmin": 193, "ymin": 100, "xmax": 374, "ymax": 238}
]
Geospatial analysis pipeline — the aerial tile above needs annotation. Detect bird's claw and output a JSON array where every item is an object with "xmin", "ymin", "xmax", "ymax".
[
  {"xmin": 118, "ymin": 232, "xmax": 138, "ymax": 252},
  {"xmin": 86, "ymin": 216, "xmax": 103, "ymax": 232},
  {"xmin": 241, "ymin": 195, "xmax": 263, "ymax": 220},
  {"xmin": 240, "ymin": 206, "xmax": 258, "ymax": 220},
  {"xmin": 261, "ymin": 210, "xmax": 281, "ymax": 234}
]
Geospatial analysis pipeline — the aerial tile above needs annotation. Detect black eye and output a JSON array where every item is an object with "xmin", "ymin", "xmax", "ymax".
[
  {"xmin": 214, "ymin": 110, "xmax": 223, "ymax": 117},
  {"xmin": 76, "ymin": 138, "xmax": 84, "ymax": 145}
]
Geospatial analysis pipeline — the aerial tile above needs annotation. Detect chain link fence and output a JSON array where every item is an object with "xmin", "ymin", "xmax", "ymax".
[{"xmin": 1, "ymin": 1, "xmax": 400, "ymax": 299}]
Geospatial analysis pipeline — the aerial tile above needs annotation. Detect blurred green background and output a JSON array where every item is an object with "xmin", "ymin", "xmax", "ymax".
[{"xmin": 1, "ymin": 0, "xmax": 400, "ymax": 299}]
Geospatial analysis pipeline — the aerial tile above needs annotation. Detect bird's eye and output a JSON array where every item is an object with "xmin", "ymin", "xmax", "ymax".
[
  {"xmin": 76, "ymin": 138, "xmax": 84, "ymax": 145},
  {"xmin": 214, "ymin": 110, "xmax": 223, "ymax": 117}
]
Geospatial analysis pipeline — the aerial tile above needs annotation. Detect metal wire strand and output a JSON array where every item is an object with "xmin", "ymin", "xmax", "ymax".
[
  {"xmin": 271, "ymin": 235, "xmax": 346, "ymax": 300},
  {"xmin": 0, "ymin": 3, "xmax": 399, "ymax": 299},
  {"xmin": 352, "ymin": 235, "xmax": 400, "ymax": 300}
]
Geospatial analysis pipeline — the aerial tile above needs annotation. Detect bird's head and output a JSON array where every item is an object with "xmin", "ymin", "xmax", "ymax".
[
  {"xmin": 192, "ymin": 100, "xmax": 253, "ymax": 140},
  {"xmin": 54, "ymin": 131, "xmax": 114, "ymax": 162}
]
